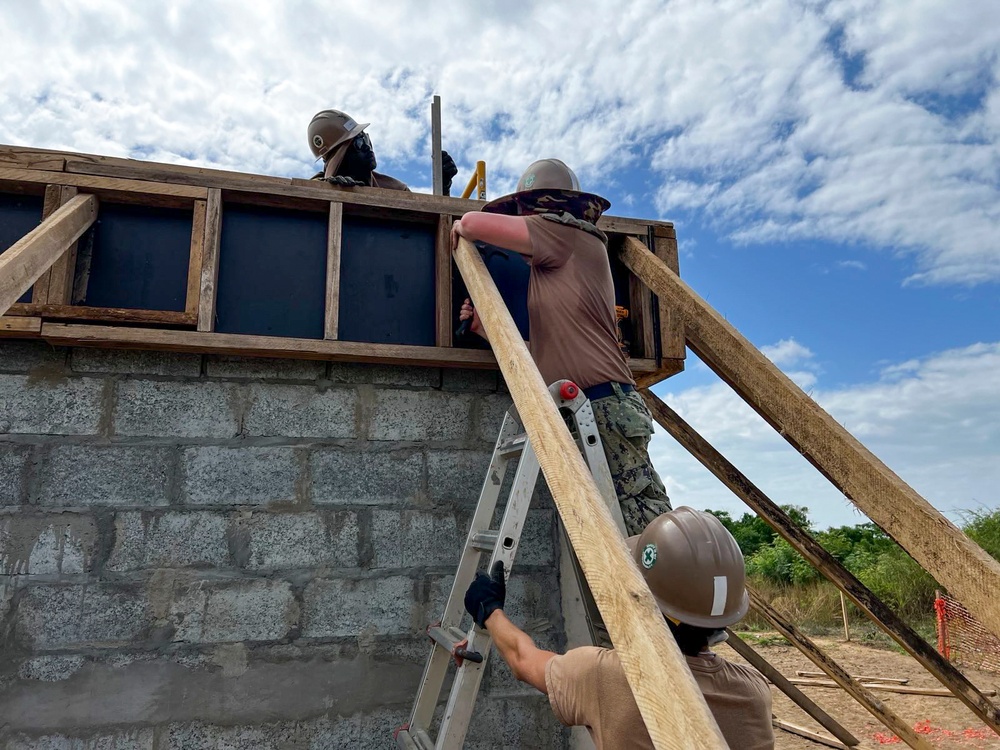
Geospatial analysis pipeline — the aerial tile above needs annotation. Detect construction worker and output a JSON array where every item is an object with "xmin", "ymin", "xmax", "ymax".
[
  {"xmin": 307, "ymin": 109, "xmax": 457, "ymax": 191},
  {"xmin": 463, "ymin": 508, "xmax": 775, "ymax": 749},
  {"xmin": 452, "ymin": 159, "xmax": 670, "ymax": 535}
]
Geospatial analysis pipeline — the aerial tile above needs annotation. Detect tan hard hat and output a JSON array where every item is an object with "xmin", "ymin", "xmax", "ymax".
[
  {"xmin": 308, "ymin": 109, "xmax": 369, "ymax": 172},
  {"xmin": 626, "ymin": 507, "xmax": 749, "ymax": 628},
  {"xmin": 482, "ymin": 158, "xmax": 611, "ymax": 224},
  {"xmin": 516, "ymin": 158, "xmax": 581, "ymax": 191}
]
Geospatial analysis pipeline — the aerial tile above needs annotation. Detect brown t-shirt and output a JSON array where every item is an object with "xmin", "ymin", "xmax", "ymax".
[
  {"xmin": 524, "ymin": 215, "xmax": 634, "ymax": 390},
  {"xmin": 546, "ymin": 646, "xmax": 774, "ymax": 750}
]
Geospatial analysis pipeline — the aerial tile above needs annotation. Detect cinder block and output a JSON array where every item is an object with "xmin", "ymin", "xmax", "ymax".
[
  {"xmin": 503, "ymin": 570, "xmax": 562, "ymax": 626},
  {"xmin": 426, "ymin": 450, "xmax": 493, "ymax": 505},
  {"xmin": 422, "ymin": 573, "xmax": 456, "ymax": 623},
  {"xmin": 106, "ymin": 512, "xmax": 229, "ymax": 571},
  {"xmin": 302, "ymin": 576, "xmax": 415, "ymax": 637},
  {"xmin": 310, "ymin": 447, "xmax": 424, "ymax": 506},
  {"xmin": 17, "ymin": 654, "xmax": 86, "ymax": 682},
  {"xmin": 442, "ymin": 368, "xmax": 498, "ymax": 392},
  {"xmin": 36, "ymin": 445, "xmax": 173, "ymax": 508},
  {"xmin": 0, "ymin": 514, "xmax": 97, "ymax": 575},
  {"xmin": 370, "ymin": 509, "xmax": 460, "ymax": 568},
  {"xmin": 517, "ymin": 509, "xmax": 556, "ymax": 567},
  {"xmin": 244, "ymin": 383, "xmax": 357, "ymax": 438},
  {"xmin": 6, "ymin": 729, "xmax": 155, "ymax": 750},
  {"xmin": 0, "ymin": 443, "xmax": 30, "ymax": 505},
  {"xmin": 0, "ymin": 340, "xmax": 68, "ymax": 373},
  {"xmin": 181, "ymin": 446, "xmax": 300, "ymax": 506},
  {"xmin": 370, "ymin": 389, "xmax": 473, "ymax": 441},
  {"xmin": 475, "ymin": 393, "xmax": 513, "ymax": 444},
  {"xmin": 204, "ymin": 355, "xmax": 324, "ymax": 381},
  {"xmin": 466, "ymin": 697, "xmax": 567, "ymax": 749},
  {"xmin": 328, "ymin": 361, "xmax": 441, "ymax": 387},
  {"xmin": 0, "ymin": 375, "xmax": 103, "ymax": 436},
  {"xmin": 239, "ymin": 511, "xmax": 359, "ymax": 570},
  {"xmin": 164, "ymin": 723, "xmax": 303, "ymax": 750},
  {"xmin": 15, "ymin": 583, "xmax": 152, "ymax": 650},
  {"xmin": 113, "ymin": 380, "xmax": 239, "ymax": 438},
  {"xmin": 171, "ymin": 579, "xmax": 297, "ymax": 644},
  {"xmin": 71, "ymin": 348, "xmax": 201, "ymax": 377}
]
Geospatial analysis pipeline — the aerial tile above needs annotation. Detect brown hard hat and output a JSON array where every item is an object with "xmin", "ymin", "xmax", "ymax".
[
  {"xmin": 482, "ymin": 157, "xmax": 611, "ymax": 224},
  {"xmin": 516, "ymin": 158, "xmax": 581, "ymax": 191},
  {"xmin": 626, "ymin": 507, "xmax": 749, "ymax": 628},
  {"xmin": 308, "ymin": 109, "xmax": 369, "ymax": 172}
]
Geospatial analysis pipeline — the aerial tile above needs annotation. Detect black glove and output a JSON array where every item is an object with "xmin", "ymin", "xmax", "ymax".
[
  {"xmin": 441, "ymin": 150, "xmax": 458, "ymax": 194},
  {"xmin": 464, "ymin": 560, "xmax": 506, "ymax": 628},
  {"xmin": 326, "ymin": 175, "xmax": 367, "ymax": 187}
]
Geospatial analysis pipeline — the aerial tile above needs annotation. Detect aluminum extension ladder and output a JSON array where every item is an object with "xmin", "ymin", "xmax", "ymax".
[{"xmin": 395, "ymin": 380, "xmax": 628, "ymax": 750}]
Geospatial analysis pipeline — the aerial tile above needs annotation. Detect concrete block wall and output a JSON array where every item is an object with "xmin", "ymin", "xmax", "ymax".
[{"xmin": 0, "ymin": 341, "xmax": 568, "ymax": 749}]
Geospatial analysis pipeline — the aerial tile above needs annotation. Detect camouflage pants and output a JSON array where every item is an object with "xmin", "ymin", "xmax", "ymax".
[{"xmin": 591, "ymin": 384, "xmax": 672, "ymax": 536}]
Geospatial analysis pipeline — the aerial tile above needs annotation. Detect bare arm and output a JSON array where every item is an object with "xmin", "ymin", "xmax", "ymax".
[
  {"xmin": 484, "ymin": 610, "xmax": 556, "ymax": 694},
  {"xmin": 452, "ymin": 212, "xmax": 533, "ymax": 257}
]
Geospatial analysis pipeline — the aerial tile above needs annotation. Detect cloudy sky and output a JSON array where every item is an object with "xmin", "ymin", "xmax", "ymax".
[{"xmin": 2, "ymin": 0, "xmax": 997, "ymax": 528}]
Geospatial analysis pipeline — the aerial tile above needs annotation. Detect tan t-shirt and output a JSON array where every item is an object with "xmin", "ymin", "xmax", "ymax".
[
  {"xmin": 524, "ymin": 215, "xmax": 635, "ymax": 390},
  {"xmin": 546, "ymin": 646, "xmax": 774, "ymax": 750}
]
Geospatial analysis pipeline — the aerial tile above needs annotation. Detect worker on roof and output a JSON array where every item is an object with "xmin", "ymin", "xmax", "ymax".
[
  {"xmin": 307, "ymin": 109, "xmax": 457, "ymax": 192},
  {"xmin": 451, "ymin": 158, "xmax": 671, "ymax": 535},
  {"xmin": 463, "ymin": 507, "xmax": 775, "ymax": 749}
]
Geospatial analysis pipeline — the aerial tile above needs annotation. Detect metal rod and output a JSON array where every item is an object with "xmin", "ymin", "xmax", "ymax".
[{"xmin": 431, "ymin": 95, "xmax": 443, "ymax": 196}]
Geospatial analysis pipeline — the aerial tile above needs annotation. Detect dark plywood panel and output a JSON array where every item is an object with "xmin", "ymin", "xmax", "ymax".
[
  {"xmin": 215, "ymin": 204, "xmax": 327, "ymax": 339},
  {"xmin": 339, "ymin": 217, "xmax": 436, "ymax": 346},
  {"xmin": 79, "ymin": 203, "xmax": 191, "ymax": 311},
  {"xmin": 452, "ymin": 242, "xmax": 531, "ymax": 350},
  {"xmin": 0, "ymin": 192, "xmax": 44, "ymax": 303}
]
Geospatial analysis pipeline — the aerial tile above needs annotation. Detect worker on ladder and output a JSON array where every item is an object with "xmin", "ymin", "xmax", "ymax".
[
  {"xmin": 452, "ymin": 158, "xmax": 671, "ymax": 534},
  {"xmin": 462, "ymin": 508, "xmax": 775, "ymax": 749}
]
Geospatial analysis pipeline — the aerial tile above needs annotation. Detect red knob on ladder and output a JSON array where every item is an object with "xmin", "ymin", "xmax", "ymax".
[{"xmin": 559, "ymin": 382, "xmax": 579, "ymax": 400}]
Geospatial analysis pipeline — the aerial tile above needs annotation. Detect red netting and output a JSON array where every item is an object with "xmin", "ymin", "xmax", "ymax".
[{"xmin": 936, "ymin": 592, "xmax": 1000, "ymax": 674}]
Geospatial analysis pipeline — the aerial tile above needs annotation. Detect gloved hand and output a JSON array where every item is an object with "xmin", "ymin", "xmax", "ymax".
[
  {"xmin": 441, "ymin": 150, "xmax": 458, "ymax": 194},
  {"xmin": 464, "ymin": 560, "xmax": 506, "ymax": 628},
  {"xmin": 326, "ymin": 175, "xmax": 367, "ymax": 187}
]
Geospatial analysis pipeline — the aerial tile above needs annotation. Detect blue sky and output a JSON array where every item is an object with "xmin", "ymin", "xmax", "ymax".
[{"xmin": 1, "ymin": 0, "xmax": 997, "ymax": 529}]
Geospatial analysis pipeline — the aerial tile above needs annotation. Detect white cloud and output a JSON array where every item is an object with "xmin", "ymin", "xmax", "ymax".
[
  {"xmin": 1, "ymin": 0, "xmax": 998, "ymax": 285},
  {"xmin": 648, "ymin": 342, "xmax": 1000, "ymax": 528},
  {"xmin": 836, "ymin": 260, "xmax": 867, "ymax": 271}
]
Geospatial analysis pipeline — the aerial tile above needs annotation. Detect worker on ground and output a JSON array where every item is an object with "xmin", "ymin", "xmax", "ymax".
[
  {"xmin": 307, "ymin": 109, "xmax": 457, "ymax": 192},
  {"xmin": 452, "ymin": 159, "xmax": 669, "ymax": 534},
  {"xmin": 462, "ymin": 507, "xmax": 775, "ymax": 749}
]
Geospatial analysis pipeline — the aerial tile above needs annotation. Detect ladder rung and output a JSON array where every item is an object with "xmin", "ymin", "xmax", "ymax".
[
  {"xmin": 498, "ymin": 433, "xmax": 528, "ymax": 457},
  {"xmin": 412, "ymin": 728, "xmax": 435, "ymax": 750},
  {"xmin": 469, "ymin": 530, "xmax": 499, "ymax": 552},
  {"xmin": 427, "ymin": 626, "xmax": 484, "ymax": 663}
]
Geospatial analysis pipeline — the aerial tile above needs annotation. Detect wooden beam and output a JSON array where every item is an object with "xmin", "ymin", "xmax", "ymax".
[
  {"xmin": 435, "ymin": 214, "xmax": 453, "ymax": 347},
  {"xmin": 29, "ymin": 184, "xmax": 63, "ymax": 305},
  {"xmin": 40, "ymin": 185, "xmax": 82, "ymax": 305},
  {"xmin": 797, "ymin": 671, "xmax": 908, "ymax": 684},
  {"xmin": 185, "ymin": 199, "xmax": 207, "ymax": 317},
  {"xmin": 0, "ymin": 166, "xmax": 206, "ymax": 203},
  {"xmin": 640, "ymin": 390, "xmax": 1000, "ymax": 733},
  {"xmin": 324, "ymin": 202, "xmax": 343, "ymax": 340},
  {"xmin": 40, "ymin": 322, "xmax": 499, "ymax": 368},
  {"xmin": 787, "ymin": 679, "xmax": 996, "ymax": 697},
  {"xmin": 453, "ymin": 236, "xmax": 727, "ymax": 750},
  {"xmin": 621, "ymin": 237, "xmax": 1000, "ymax": 642},
  {"xmin": 196, "ymin": 189, "xmax": 222, "ymax": 332},
  {"xmin": 0, "ymin": 316, "xmax": 42, "ymax": 336},
  {"xmin": 772, "ymin": 719, "xmax": 849, "ymax": 749},
  {"xmin": 0, "ymin": 194, "xmax": 98, "ymax": 316},
  {"xmin": 748, "ymin": 587, "xmax": 933, "ymax": 750},
  {"xmin": 725, "ymin": 631, "xmax": 859, "ymax": 747},
  {"xmin": 6, "ymin": 305, "xmax": 193, "ymax": 326}
]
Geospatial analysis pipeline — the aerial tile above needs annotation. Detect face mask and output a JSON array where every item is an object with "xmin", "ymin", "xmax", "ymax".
[{"xmin": 337, "ymin": 132, "xmax": 377, "ymax": 181}]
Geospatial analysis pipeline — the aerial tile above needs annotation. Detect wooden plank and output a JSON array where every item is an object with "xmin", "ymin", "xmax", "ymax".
[
  {"xmin": 725, "ymin": 631, "xmax": 859, "ymax": 747},
  {"xmin": 748, "ymin": 587, "xmax": 934, "ymax": 750},
  {"xmin": 639, "ymin": 390, "xmax": 1000, "ymax": 733},
  {"xmin": 634, "ymin": 358, "xmax": 684, "ymax": 387},
  {"xmin": 622, "ymin": 237, "xmax": 1000, "ymax": 643},
  {"xmin": 0, "ymin": 316, "xmax": 42, "ymax": 336},
  {"xmin": 797, "ymin": 671, "xmax": 908, "ymax": 684},
  {"xmin": 452, "ymin": 236, "xmax": 727, "ymax": 750},
  {"xmin": 7, "ymin": 305, "xmax": 193, "ymax": 326},
  {"xmin": 786, "ymin": 679, "xmax": 997, "ymax": 697},
  {"xmin": 196, "ymin": 189, "xmax": 222, "ymax": 332},
  {"xmin": 40, "ymin": 323, "xmax": 499, "ymax": 368},
  {"xmin": 185, "ymin": 200, "xmax": 207, "ymax": 317},
  {"xmin": 30, "ymin": 184, "xmax": 65, "ymax": 305},
  {"xmin": 0, "ymin": 149, "xmax": 64, "ymax": 172},
  {"xmin": 0, "ymin": 194, "xmax": 98, "ymax": 316},
  {"xmin": 629, "ymin": 273, "xmax": 656, "ymax": 359},
  {"xmin": 325, "ymin": 202, "xmax": 344, "ymax": 340},
  {"xmin": 42, "ymin": 186, "xmax": 82, "ymax": 305},
  {"xmin": 0, "ymin": 167, "xmax": 206, "ymax": 203},
  {"xmin": 435, "ymin": 214, "xmax": 453, "ymax": 347},
  {"xmin": 772, "ymin": 719, "xmax": 849, "ymax": 749},
  {"xmin": 652, "ymin": 226, "xmax": 684, "ymax": 360}
]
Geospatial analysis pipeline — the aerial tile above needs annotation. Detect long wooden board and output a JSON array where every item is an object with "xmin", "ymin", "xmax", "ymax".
[
  {"xmin": 787, "ymin": 679, "xmax": 997, "ymax": 697},
  {"xmin": 621, "ymin": 237, "xmax": 1000, "ymax": 642},
  {"xmin": 0, "ymin": 194, "xmax": 98, "ymax": 316},
  {"xmin": 454, "ymin": 236, "xmax": 727, "ymax": 750},
  {"xmin": 641, "ymin": 391, "xmax": 1000, "ymax": 733}
]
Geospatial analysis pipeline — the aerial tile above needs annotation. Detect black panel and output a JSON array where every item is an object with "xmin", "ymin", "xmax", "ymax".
[
  {"xmin": 216, "ymin": 205, "xmax": 327, "ymax": 339},
  {"xmin": 453, "ymin": 242, "xmax": 531, "ymax": 349},
  {"xmin": 0, "ymin": 192, "xmax": 44, "ymax": 303},
  {"xmin": 339, "ymin": 217, "xmax": 436, "ymax": 346},
  {"xmin": 80, "ymin": 203, "xmax": 191, "ymax": 311}
]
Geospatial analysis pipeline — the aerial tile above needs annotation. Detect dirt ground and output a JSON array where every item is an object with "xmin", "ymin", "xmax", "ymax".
[{"xmin": 720, "ymin": 633, "xmax": 1000, "ymax": 749}]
